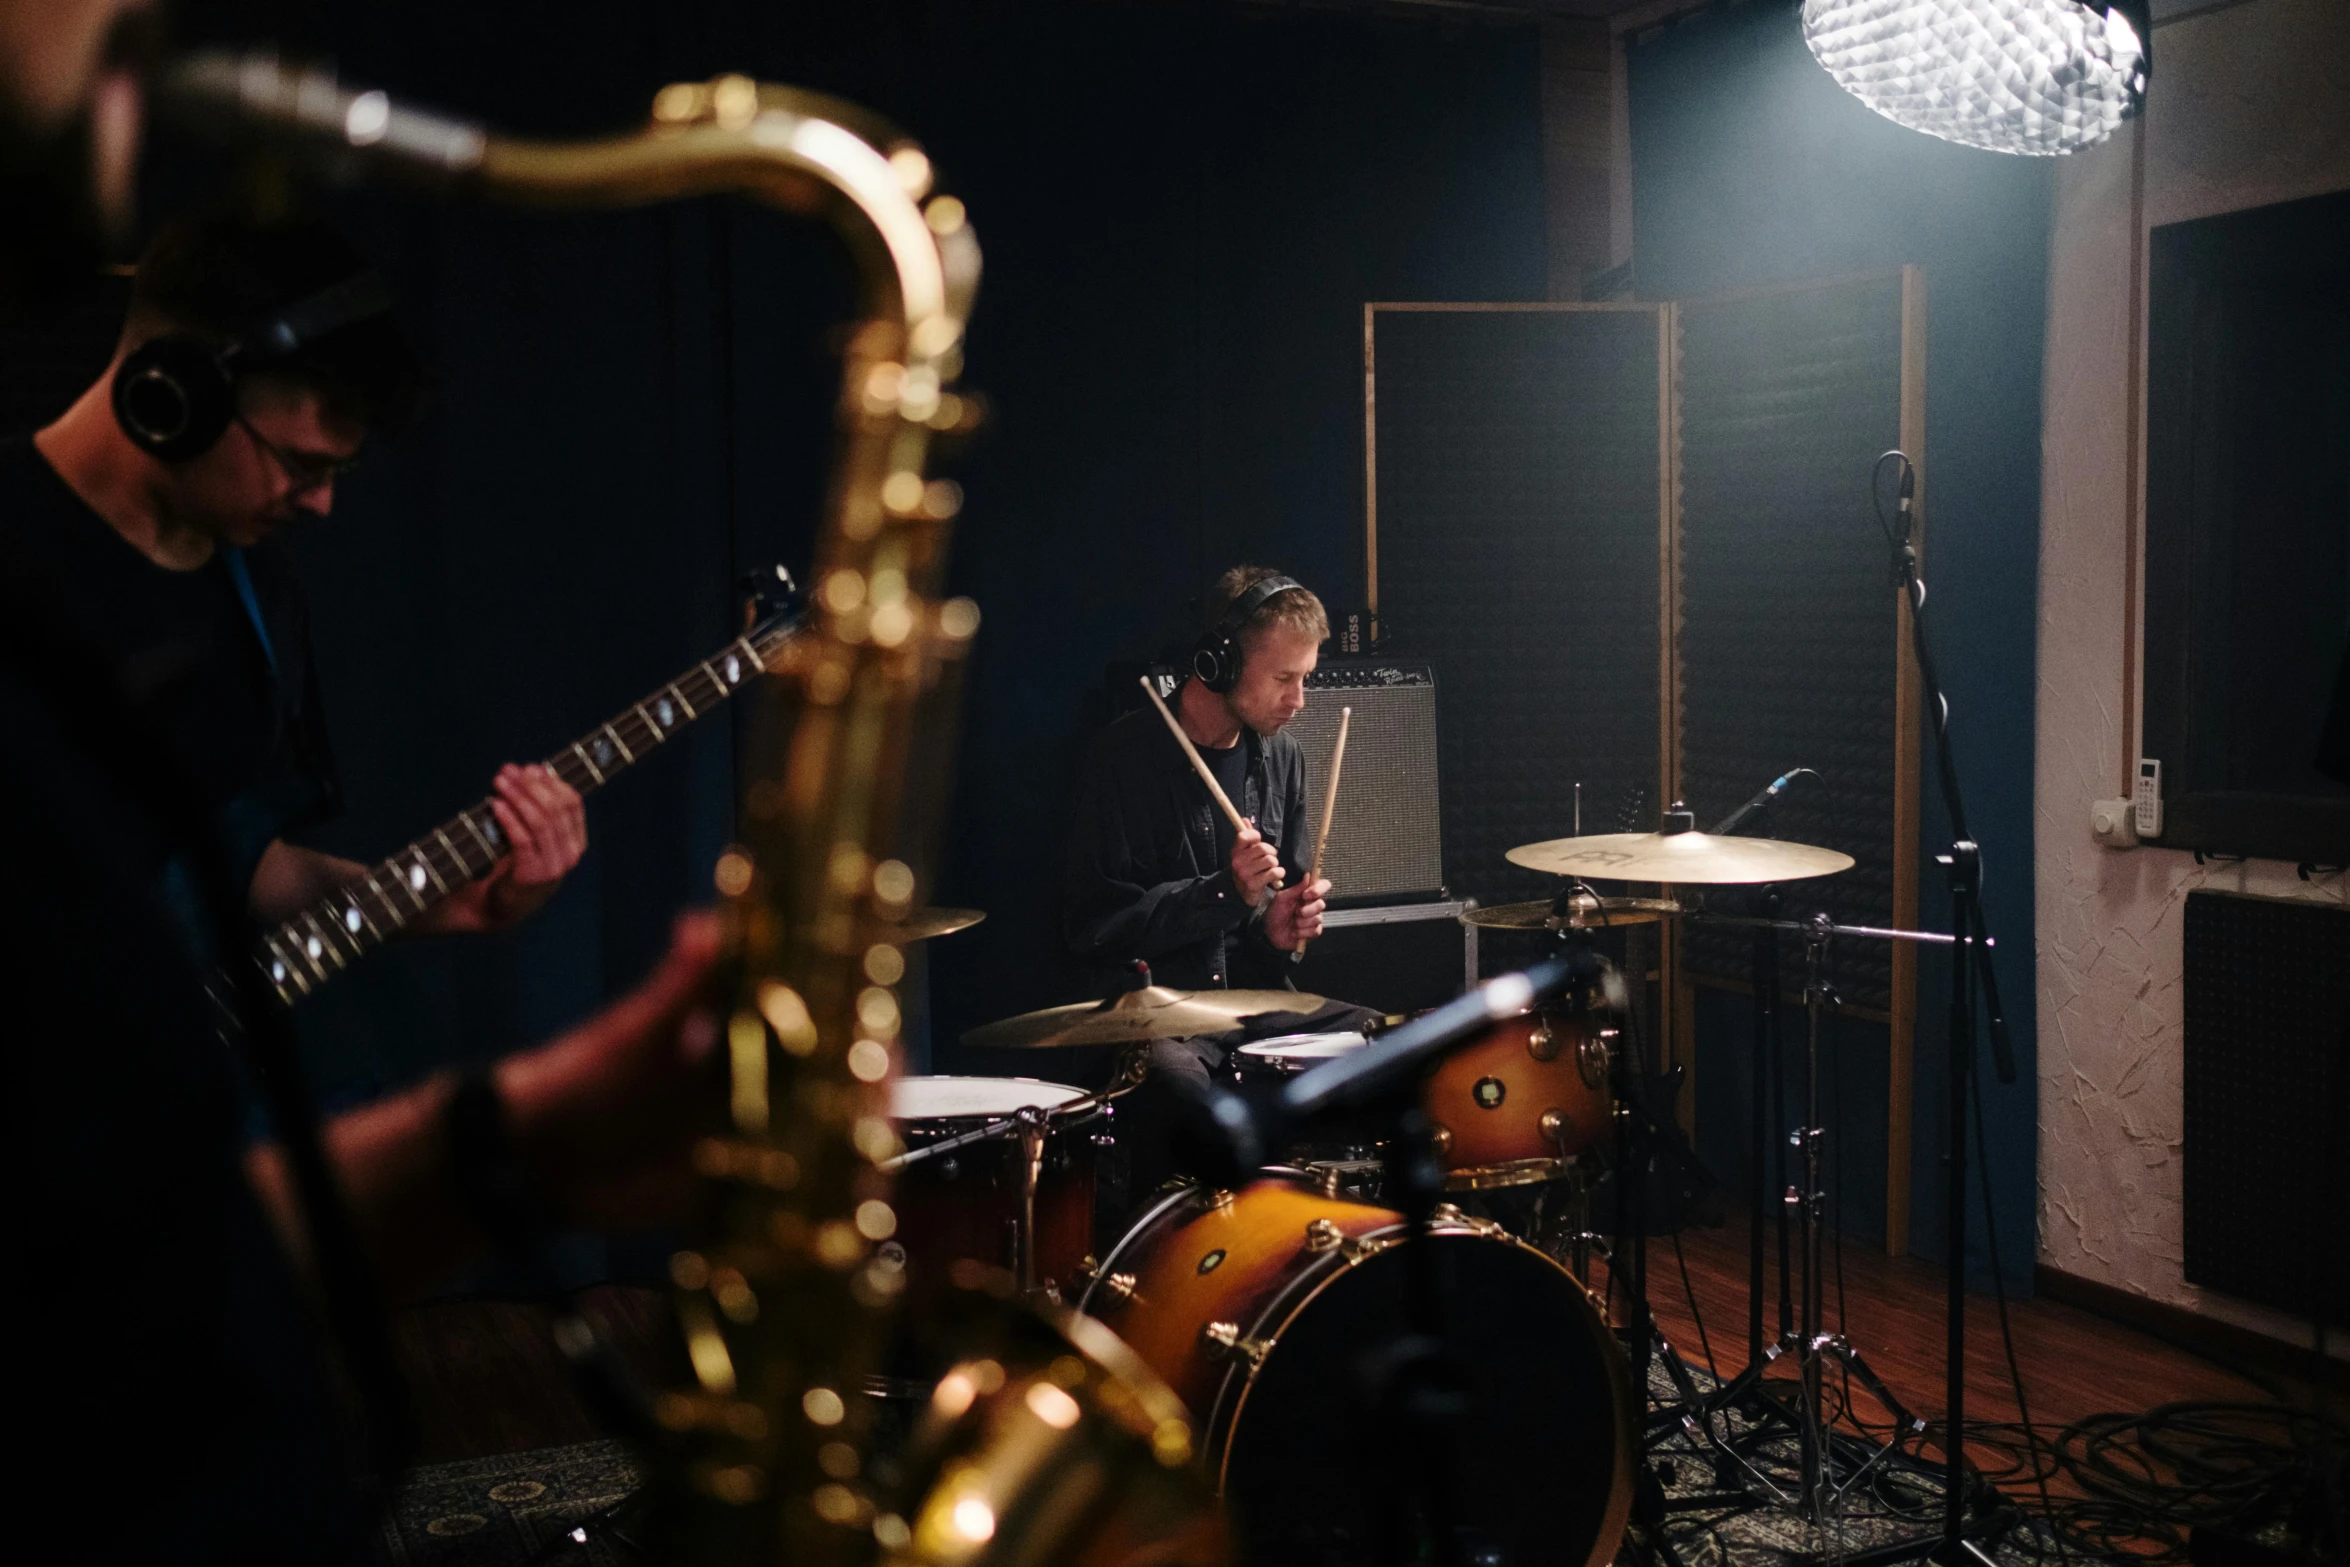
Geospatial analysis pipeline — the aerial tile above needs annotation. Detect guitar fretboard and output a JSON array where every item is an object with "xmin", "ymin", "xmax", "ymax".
[{"xmin": 251, "ymin": 625, "xmax": 790, "ymax": 1006}]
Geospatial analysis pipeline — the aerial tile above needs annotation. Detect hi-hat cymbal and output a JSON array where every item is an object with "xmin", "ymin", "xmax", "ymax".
[
  {"xmin": 1462, "ymin": 895, "xmax": 1682, "ymax": 931},
  {"xmin": 962, "ymin": 987, "xmax": 1325, "ymax": 1050},
  {"xmin": 879, "ymin": 907, "xmax": 986, "ymax": 942},
  {"xmin": 1504, "ymin": 831, "xmax": 1854, "ymax": 885}
]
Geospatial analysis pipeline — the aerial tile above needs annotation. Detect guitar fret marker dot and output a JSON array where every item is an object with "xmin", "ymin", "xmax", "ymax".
[
  {"xmin": 271, "ymin": 962, "xmax": 287, "ymax": 983},
  {"xmin": 657, "ymin": 700, "xmax": 674, "ymax": 726},
  {"xmin": 410, "ymin": 863, "xmax": 428, "ymax": 891},
  {"xmin": 345, "ymin": 907, "xmax": 363, "ymax": 932},
  {"xmin": 306, "ymin": 936, "xmax": 323, "ymax": 959},
  {"xmin": 725, "ymin": 656, "xmax": 741, "ymax": 683}
]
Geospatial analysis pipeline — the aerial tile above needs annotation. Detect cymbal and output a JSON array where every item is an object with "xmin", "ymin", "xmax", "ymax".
[
  {"xmin": 1504, "ymin": 831, "xmax": 1855, "ymax": 885},
  {"xmin": 879, "ymin": 907, "xmax": 986, "ymax": 941},
  {"xmin": 962, "ymin": 986, "xmax": 1325, "ymax": 1050},
  {"xmin": 1462, "ymin": 895, "xmax": 1682, "ymax": 931}
]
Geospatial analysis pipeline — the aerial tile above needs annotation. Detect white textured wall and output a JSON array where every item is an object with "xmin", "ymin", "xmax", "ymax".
[{"xmin": 2035, "ymin": 0, "xmax": 2350, "ymax": 1347}]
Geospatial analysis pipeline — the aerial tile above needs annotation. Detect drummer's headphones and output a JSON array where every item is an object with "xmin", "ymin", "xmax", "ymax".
[
  {"xmin": 111, "ymin": 270, "xmax": 396, "ymax": 463},
  {"xmin": 1190, "ymin": 573, "xmax": 1303, "ymax": 694}
]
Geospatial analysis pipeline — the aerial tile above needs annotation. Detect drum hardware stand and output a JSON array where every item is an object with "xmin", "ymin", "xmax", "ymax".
[{"xmin": 1690, "ymin": 911, "xmax": 1996, "ymax": 1533}]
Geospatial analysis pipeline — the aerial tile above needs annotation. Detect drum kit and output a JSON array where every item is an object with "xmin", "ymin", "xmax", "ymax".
[{"xmin": 884, "ymin": 812, "xmax": 1995, "ymax": 1564}]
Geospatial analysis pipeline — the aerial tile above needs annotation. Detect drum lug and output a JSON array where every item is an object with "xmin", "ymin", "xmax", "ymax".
[
  {"xmin": 1539, "ymin": 1109, "xmax": 1571, "ymax": 1146},
  {"xmin": 1200, "ymin": 1321, "xmax": 1269, "ymax": 1371},
  {"xmin": 1526, "ymin": 1020, "xmax": 1562, "ymax": 1062},
  {"xmin": 1093, "ymin": 1271, "xmax": 1140, "ymax": 1307},
  {"xmin": 1069, "ymin": 1254, "xmax": 1100, "ymax": 1290},
  {"xmin": 1428, "ymin": 1123, "xmax": 1453, "ymax": 1157},
  {"xmin": 1206, "ymin": 1189, "xmax": 1237, "ymax": 1213},
  {"xmin": 1577, "ymin": 1028, "xmax": 1615, "ymax": 1090},
  {"xmin": 1304, "ymin": 1217, "xmax": 1343, "ymax": 1253},
  {"xmin": 1431, "ymin": 1202, "xmax": 1507, "ymax": 1239}
]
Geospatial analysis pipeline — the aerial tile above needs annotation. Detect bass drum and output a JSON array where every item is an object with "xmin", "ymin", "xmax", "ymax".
[{"xmin": 1077, "ymin": 1174, "xmax": 1632, "ymax": 1567}]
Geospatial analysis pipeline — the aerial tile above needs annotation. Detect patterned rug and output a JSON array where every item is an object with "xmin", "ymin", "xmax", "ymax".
[
  {"xmin": 372, "ymin": 1365, "xmax": 2055, "ymax": 1566},
  {"xmin": 375, "ymin": 1441, "xmax": 641, "ymax": 1567}
]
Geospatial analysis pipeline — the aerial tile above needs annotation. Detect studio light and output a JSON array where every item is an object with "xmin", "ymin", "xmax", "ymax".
[{"xmin": 1802, "ymin": 0, "xmax": 2150, "ymax": 156}]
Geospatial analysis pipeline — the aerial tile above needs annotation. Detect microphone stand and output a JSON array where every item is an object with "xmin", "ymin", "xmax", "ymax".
[
  {"xmin": 1284, "ymin": 959, "xmax": 1588, "ymax": 1567},
  {"xmin": 1837, "ymin": 452, "xmax": 2016, "ymax": 1567}
]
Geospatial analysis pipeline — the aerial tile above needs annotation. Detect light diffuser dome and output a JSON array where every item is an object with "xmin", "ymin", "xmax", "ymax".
[{"xmin": 1801, "ymin": 0, "xmax": 2150, "ymax": 155}]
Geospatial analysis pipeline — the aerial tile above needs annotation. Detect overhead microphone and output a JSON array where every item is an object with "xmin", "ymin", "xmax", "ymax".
[{"xmin": 1708, "ymin": 766, "xmax": 1818, "ymax": 837}]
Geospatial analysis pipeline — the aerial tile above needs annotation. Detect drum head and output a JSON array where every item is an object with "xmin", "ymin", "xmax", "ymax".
[
  {"xmin": 891, "ymin": 1075, "xmax": 1085, "ymax": 1121},
  {"xmin": 1234, "ymin": 1032, "xmax": 1368, "ymax": 1064},
  {"xmin": 1224, "ymin": 1234, "xmax": 1629, "ymax": 1567}
]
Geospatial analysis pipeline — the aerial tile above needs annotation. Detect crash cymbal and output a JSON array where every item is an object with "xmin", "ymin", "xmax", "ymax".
[
  {"xmin": 1462, "ymin": 895, "xmax": 1682, "ymax": 931},
  {"xmin": 1504, "ymin": 831, "xmax": 1855, "ymax": 885},
  {"xmin": 962, "ymin": 986, "xmax": 1326, "ymax": 1050},
  {"xmin": 879, "ymin": 907, "xmax": 986, "ymax": 941}
]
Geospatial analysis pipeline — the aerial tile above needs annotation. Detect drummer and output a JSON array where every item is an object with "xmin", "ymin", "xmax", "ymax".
[{"xmin": 1062, "ymin": 566, "xmax": 1353, "ymax": 1203}]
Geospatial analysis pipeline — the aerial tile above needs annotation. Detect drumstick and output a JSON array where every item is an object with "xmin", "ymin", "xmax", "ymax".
[
  {"xmin": 1138, "ymin": 676, "xmax": 1281, "ymax": 903},
  {"xmin": 1293, "ymin": 706, "xmax": 1350, "ymax": 961},
  {"xmin": 1310, "ymin": 706, "xmax": 1350, "ymax": 886}
]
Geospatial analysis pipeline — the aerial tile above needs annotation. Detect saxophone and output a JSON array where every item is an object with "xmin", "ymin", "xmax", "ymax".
[{"xmin": 166, "ymin": 53, "xmax": 1223, "ymax": 1567}]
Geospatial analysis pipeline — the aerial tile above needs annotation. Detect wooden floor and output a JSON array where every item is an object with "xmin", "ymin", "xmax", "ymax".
[{"xmin": 391, "ymin": 1215, "xmax": 2321, "ymax": 1513}]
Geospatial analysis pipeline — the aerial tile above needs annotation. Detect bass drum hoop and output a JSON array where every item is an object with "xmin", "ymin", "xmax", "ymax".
[{"xmin": 1088, "ymin": 1180, "xmax": 1635, "ymax": 1567}]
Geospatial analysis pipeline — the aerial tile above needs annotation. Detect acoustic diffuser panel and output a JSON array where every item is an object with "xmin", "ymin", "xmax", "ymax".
[
  {"xmin": 2183, "ymin": 890, "xmax": 2350, "ymax": 1327},
  {"xmin": 1677, "ymin": 274, "xmax": 1910, "ymax": 1011},
  {"xmin": 1366, "ymin": 305, "xmax": 1667, "ymax": 911}
]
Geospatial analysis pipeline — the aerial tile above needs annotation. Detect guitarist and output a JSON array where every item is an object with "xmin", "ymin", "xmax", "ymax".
[{"xmin": 2, "ymin": 205, "xmax": 587, "ymax": 954}]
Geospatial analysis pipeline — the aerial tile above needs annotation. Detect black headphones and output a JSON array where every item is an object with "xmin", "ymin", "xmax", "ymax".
[
  {"xmin": 112, "ymin": 270, "xmax": 395, "ymax": 462},
  {"xmin": 1191, "ymin": 574, "xmax": 1303, "ymax": 694}
]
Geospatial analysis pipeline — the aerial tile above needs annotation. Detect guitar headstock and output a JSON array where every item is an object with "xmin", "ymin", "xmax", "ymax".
[{"xmin": 739, "ymin": 564, "xmax": 804, "ymax": 663}]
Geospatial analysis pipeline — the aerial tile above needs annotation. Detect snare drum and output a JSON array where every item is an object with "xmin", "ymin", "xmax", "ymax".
[
  {"xmin": 889, "ymin": 1076, "xmax": 1098, "ymax": 1303},
  {"xmin": 1230, "ymin": 1031, "xmax": 1369, "ymax": 1075},
  {"xmin": 1078, "ymin": 1173, "xmax": 1633, "ymax": 1567},
  {"xmin": 1426, "ymin": 1004, "xmax": 1617, "ymax": 1189}
]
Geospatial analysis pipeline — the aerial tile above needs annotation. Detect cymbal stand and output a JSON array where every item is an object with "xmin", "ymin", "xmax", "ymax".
[{"xmin": 1690, "ymin": 912, "xmax": 1992, "ymax": 1531}]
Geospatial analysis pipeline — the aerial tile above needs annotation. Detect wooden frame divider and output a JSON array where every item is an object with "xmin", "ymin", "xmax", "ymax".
[{"xmin": 1361, "ymin": 287, "xmax": 1917, "ymax": 1252}]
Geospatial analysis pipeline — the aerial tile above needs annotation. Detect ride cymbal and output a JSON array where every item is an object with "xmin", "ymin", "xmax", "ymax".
[
  {"xmin": 878, "ymin": 907, "xmax": 986, "ymax": 941},
  {"xmin": 1504, "ymin": 831, "xmax": 1854, "ymax": 885},
  {"xmin": 962, "ymin": 987, "xmax": 1326, "ymax": 1050},
  {"xmin": 1461, "ymin": 895, "xmax": 1682, "ymax": 930}
]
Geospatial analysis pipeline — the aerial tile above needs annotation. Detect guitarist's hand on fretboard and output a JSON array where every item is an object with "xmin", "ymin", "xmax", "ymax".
[{"xmin": 413, "ymin": 763, "xmax": 587, "ymax": 934}]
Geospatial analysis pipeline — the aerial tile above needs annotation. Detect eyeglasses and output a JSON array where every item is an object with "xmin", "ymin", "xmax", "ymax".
[{"xmin": 234, "ymin": 413, "xmax": 362, "ymax": 494}]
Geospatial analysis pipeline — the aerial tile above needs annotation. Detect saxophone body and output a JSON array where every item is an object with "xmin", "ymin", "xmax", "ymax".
[{"xmin": 166, "ymin": 52, "xmax": 1223, "ymax": 1567}]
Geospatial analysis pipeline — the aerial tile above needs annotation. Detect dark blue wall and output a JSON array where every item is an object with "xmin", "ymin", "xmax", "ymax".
[
  {"xmin": 153, "ymin": 6, "xmax": 1544, "ymax": 1112},
  {"xmin": 1627, "ymin": 0, "xmax": 2046, "ymax": 1289}
]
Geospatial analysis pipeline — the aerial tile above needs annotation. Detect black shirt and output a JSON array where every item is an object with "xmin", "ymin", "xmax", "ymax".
[
  {"xmin": 0, "ymin": 552, "xmax": 363, "ymax": 1560},
  {"xmin": 0, "ymin": 438, "xmax": 339, "ymax": 937},
  {"xmin": 1062, "ymin": 691, "xmax": 1311, "ymax": 992}
]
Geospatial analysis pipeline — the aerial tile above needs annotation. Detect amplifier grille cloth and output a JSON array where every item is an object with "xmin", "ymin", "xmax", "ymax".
[{"xmin": 1290, "ymin": 662, "xmax": 1444, "ymax": 904}]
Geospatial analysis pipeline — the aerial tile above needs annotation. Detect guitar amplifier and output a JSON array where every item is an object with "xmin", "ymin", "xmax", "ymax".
[{"xmin": 1292, "ymin": 660, "xmax": 1444, "ymax": 906}]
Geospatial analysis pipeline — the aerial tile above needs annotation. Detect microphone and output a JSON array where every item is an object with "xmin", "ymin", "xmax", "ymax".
[
  {"xmin": 1163, "ymin": 953, "xmax": 1615, "ymax": 1185},
  {"xmin": 1708, "ymin": 767, "xmax": 1818, "ymax": 837},
  {"xmin": 1283, "ymin": 952, "xmax": 1606, "ymax": 1122}
]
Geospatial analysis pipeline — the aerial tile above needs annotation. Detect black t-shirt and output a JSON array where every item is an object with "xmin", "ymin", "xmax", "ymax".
[
  {"xmin": 0, "ymin": 538, "xmax": 364, "ymax": 1560},
  {"xmin": 1203, "ymin": 737, "xmax": 1253, "ymax": 969},
  {"xmin": 0, "ymin": 438, "xmax": 339, "ymax": 933},
  {"xmin": 1204, "ymin": 735, "xmax": 1250, "ymax": 860}
]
